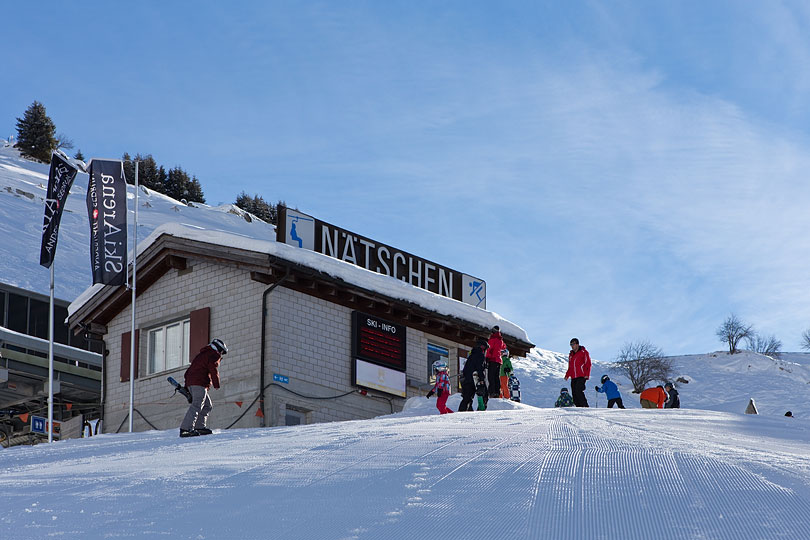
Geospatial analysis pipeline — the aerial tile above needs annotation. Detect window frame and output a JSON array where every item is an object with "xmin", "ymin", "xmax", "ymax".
[{"xmin": 145, "ymin": 316, "xmax": 191, "ymax": 375}]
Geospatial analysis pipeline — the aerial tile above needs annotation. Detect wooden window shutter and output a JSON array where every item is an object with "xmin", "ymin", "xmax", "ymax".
[
  {"xmin": 189, "ymin": 307, "xmax": 210, "ymax": 362},
  {"xmin": 120, "ymin": 330, "xmax": 140, "ymax": 382}
]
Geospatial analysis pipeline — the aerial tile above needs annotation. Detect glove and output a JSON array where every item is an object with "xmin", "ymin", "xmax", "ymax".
[
  {"xmin": 437, "ymin": 388, "xmax": 443, "ymax": 398},
  {"xmin": 595, "ymin": 386, "xmax": 600, "ymax": 391},
  {"xmin": 427, "ymin": 390, "xmax": 435, "ymax": 398}
]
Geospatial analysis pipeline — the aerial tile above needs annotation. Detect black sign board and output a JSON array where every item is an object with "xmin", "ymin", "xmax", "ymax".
[
  {"xmin": 277, "ymin": 206, "xmax": 486, "ymax": 308},
  {"xmin": 352, "ymin": 311, "xmax": 407, "ymax": 371}
]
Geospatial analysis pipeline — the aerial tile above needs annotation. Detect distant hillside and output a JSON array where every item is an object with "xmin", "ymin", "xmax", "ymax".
[
  {"xmin": 514, "ymin": 347, "xmax": 810, "ymax": 417},
  {"xmin": 0, "ymin": 141, "xmax": 275, "ymax": 301}
]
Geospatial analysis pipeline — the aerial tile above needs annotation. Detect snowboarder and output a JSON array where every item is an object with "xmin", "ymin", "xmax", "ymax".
[
  {"xmin": 486, "ymin": 326, "xmax": 506, "ymax": 398},
  {"xmin": 179, "ymin": 338, "xmax": 227, "ymax": 437},
  {"xmin": 595, "ymin": 375, "xmax": 625, "ymax": 409},
  {"xmin": 639, "ymin": 385, "xmax": 667, "ymax": 409},
  {"xmin": 499, "ymin": 348, "xmax": 513, "ymax": 399},
  {"xmin": 564, "ymin": 338, "xmax": 591, "ymax": 407},
  {"xmin": 459, "ymin": 338, "xmax": 488, "ymax": 412},
  {"xmin": 555, "ymin": 387, "xmax": 574, "ymax": 407},
  {"xmin": 664, "ymin": 381, "xmax": 680, "ymax": 409},
  {"xmin": 427, "ymin": 360, "xmax": 454, "ymax": 414}
]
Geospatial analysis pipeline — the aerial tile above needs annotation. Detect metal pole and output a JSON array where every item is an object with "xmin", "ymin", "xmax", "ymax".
[
  {"xmin": 48, "ymin": 263, "xmax": 54, "ymax": 442},
  {"xmin": 128, "ymin": 161, "xmax": 138, "ymax": 432}
]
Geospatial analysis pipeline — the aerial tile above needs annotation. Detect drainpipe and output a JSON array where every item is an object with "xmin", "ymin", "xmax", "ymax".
[{"xmin": 259, "ymin": 266, "xmax": 290, "ymax": 426}]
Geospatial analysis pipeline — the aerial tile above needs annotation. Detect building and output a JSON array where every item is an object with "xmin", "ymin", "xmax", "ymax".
[
  {"xmin": 0, "ymin": 282, "xmax": 103, "ymax": 446},
  {"xmin": 68, "ymin": 212, "xmax": 533, "ymax": 433}
]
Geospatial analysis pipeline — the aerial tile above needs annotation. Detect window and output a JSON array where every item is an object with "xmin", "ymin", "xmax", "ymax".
[
  {"xmin": 285, "ymin": 405, "xmax": 308, "ymax": 426},
  {"xmin": 29, "ymin": 298, "xmax": 49, "ymax": 339},
  {"xmin": 0, "ymin": 290, "xmax": 6, "ymax": 327},
  {"xmin": 147, "ymin": 318, "xmax": 190, "ymax": 374},
  {"xmin": 427, "ymin": 343, "xmax": 449, "ymax": 383},
  {"xmin": 7, "ymin": 293, "xmax": 27, "ymax": 334}
]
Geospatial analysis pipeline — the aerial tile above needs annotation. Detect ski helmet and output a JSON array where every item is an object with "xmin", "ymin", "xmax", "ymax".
[
  {"xmin": 601, "ymin": 375, "xmax": 610, "ymax": 384},
  {"xmin": 664, "ymin": 381, "xmax": 673, "ymax": 389},
  {"xmin": 560, "ymin": 387, "xmax": 569, "ymax": 393},
  {"xmin": 432, "ymin": 359, "xmax": 448, "ymax": 372},
  {"xmin": 210, "ymin": 338, "xmax": 228, "ymax": 355}
]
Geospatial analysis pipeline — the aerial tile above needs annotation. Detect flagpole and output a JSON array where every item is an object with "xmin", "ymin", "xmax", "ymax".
[
  {"xmin": 48, "ymin": 262, "xmax": 54, "ymax": 443},
  {"xmin": 128, "ymin": 161, "xmax": 138, "ymax": 432}
]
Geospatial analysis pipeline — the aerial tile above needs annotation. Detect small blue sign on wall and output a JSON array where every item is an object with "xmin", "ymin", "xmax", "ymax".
[
  {"xmin": 273, "ymin": 373, "xmax": 289, "ymax": 384},
  {"xmin": 31, "ymin": 416, "xmax": 47, "ymax": 434}
]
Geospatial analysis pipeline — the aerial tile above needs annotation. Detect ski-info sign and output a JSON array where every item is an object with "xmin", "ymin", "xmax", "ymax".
[{"xmin": 351, "ymin": 311, "xmax": 407, "ymax": 397}]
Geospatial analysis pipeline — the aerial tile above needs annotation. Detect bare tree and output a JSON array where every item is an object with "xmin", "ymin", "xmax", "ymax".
[
  {"xmin": 612, "ymin": 340, "xmax": 672, "ymax": 393},
  {"xmin": 55, "ymin": 132, "xmax": 74, "ymax": 151},
  {"xmin": 746, "ymin": 333, "xmax": 782, "ymax": 358},
  {"xmin": 802, "ymin": 329, "xmax": 810, "ymax": 351},
  {"xmin": 716, "ymin": 313, "xmax": 754, "ymax": 354}
]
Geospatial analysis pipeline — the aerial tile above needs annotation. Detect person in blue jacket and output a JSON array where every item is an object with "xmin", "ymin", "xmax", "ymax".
[{"xmin": 595, "ymin": 375, "xmax": 625, "ymax": 409}]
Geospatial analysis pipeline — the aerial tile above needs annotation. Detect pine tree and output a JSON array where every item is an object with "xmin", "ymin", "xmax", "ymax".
[
  {"xmin": 74, "ymin": 149, "xmax": 85, "ymax": 161},
  {"xmin": 185, "ymin": 175, "xmax": 206, "ymax": 204},
  {"xmin": 15, "ymin": 101, "xmax": 57, "ymax": 163},
  {"xmin": 234, "ymin": 192, "xmax": 285, "ymax": 224}
]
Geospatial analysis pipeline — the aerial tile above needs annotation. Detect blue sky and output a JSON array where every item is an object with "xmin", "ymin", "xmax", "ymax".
[{"xmin": 3, "ymin": 1, "xmax": 810, "ymax": 360}]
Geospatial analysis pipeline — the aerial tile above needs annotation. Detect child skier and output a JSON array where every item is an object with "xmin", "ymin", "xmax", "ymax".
[
  {"xmin": 595, "ymin": 375, "xmax": 625, "ymax": 409},
  {"xmin": 499, "ymin": 348, "xmax": 513, "ymax": 399},
  {"xmin": 664, "ymin": 381, "xmax": 680, "ymax": 408},
  {"xmin": 555, "ymin": 387, "xmax": 574, "ymax": 407},
  {"xmin": 427, "ymin": 360, "xmax": 454, "ymax": 414}
]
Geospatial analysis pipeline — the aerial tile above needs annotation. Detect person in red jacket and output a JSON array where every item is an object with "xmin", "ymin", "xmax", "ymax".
[
  {"xmin": 485, "ymin": 326, "xmax": 507, "ymax": 398},
  {"xmin": 179, "ymin": 338, "xmax": 228, "ymax": 437},
  {"xmin": 639, "ymin": 385, "xmax": 667, "ymax": 409},
  {"xmin": 564, "ymin": 338, "xmax": 591, "ymax": 407}
]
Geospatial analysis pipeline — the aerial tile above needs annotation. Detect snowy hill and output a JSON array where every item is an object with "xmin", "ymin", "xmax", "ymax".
[
  {"xmin": 0, "ymin": 141, "xmax": 275, "ymax": 302},
  {"xmin": 2, "ymin": 401, "xmax": 809, "ymax": 539},
  {"xmin": 516, "ymin": 347, "xmax": 810, "ymax": 417}
]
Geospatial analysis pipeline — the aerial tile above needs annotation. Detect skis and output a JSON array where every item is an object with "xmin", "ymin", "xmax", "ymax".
[{"xmin": 167, "ymin": 376, "xmax": 192, "ymax": 403}]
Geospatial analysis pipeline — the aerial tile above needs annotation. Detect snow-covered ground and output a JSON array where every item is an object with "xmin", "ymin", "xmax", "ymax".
[{"xmin": 2, "ymin": 400, "xmax": 809, "ymax": 539}]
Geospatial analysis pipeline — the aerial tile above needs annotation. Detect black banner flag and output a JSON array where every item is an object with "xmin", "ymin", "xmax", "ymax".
[
  {"xmin": 40, "ymin": 153, "xmax": 79, "ymax": 268},
  {"xmin": 86, "ymin": 159, "xmax": 127, "ymax": 285}
]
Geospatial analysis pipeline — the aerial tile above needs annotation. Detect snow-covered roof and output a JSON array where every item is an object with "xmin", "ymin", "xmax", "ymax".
[{"xmin": 69, "ymin": 222, "xmax": 532, "ymax": 344}]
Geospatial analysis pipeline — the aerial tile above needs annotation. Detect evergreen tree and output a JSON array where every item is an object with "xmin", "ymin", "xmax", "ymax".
[
  {"xmin": 234, "ymin": 192, "xmax": 285, "ymax": 224},
  {"xmin": 185, "ymin": 175, "xmax": 206, "ymax": 204},
  {"xmin": 122, "ymin": 153, "xmax": 163, "ymax": 191},
  {"xmin": 74, "ymin": 149, "xmax": 85, "ymax": 161},
  {"xmin": 15, "ymin": 101, "xmax": 57, "ymax": 163}
]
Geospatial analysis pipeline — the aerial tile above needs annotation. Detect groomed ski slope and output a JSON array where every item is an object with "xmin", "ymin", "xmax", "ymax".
[{"xmin": 2, "ymin": 398, "xmax": 809, "ymax": 540}]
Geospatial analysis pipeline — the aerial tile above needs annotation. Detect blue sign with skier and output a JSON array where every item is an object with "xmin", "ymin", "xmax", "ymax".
[{"xmin": 463, "ymin": 274, "xmax": 486, "ymax": 309}]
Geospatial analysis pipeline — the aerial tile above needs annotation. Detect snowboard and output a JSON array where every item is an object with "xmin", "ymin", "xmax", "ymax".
[
  {"xmin": 167, "ymin": 376, "xmax": 192, "ymax": 403},
  {"xmin": 508, "ymin": 375, "xmax": 521, "ymax": 402}
]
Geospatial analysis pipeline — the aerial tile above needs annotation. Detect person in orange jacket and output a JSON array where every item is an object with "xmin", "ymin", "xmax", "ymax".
[{"xmin": 639, "ymin": 385, "xmax": 667, "ymax": 409}]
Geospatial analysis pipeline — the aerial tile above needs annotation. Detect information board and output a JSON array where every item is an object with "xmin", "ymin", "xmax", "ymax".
[{"xmin": 352, "ymin": 311, "xmax": 406, "ymax": 371}]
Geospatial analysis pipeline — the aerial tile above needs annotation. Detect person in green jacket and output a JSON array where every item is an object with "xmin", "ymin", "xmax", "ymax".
[{"xmin": 499, "ymin": 349, "xmax": 513, "ymax": 399}]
